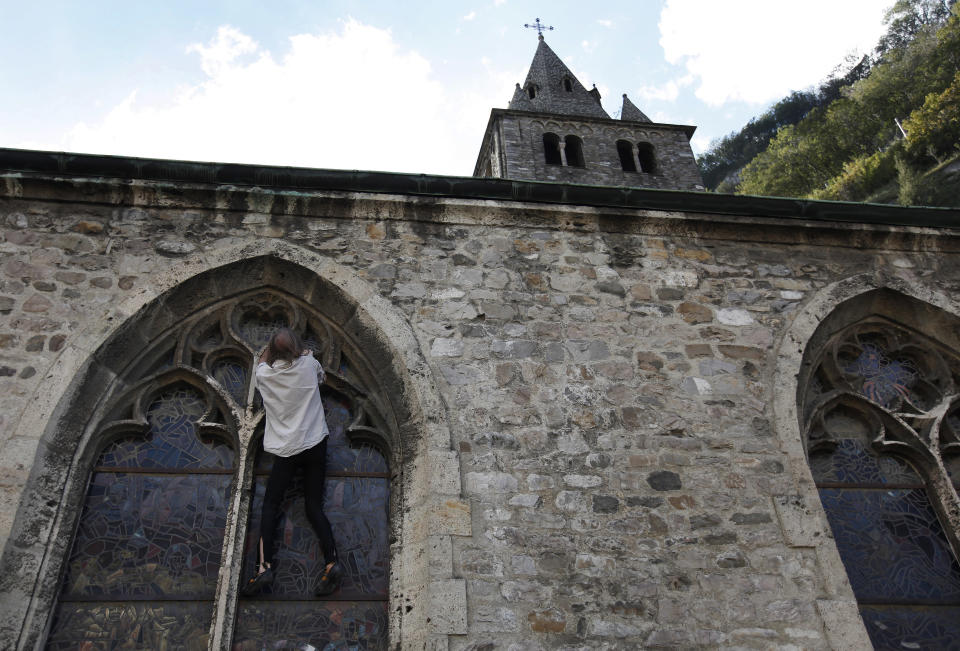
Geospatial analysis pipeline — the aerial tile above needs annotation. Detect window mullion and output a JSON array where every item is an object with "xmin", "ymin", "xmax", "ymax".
[{"xmin": 207, "ymin": 416, "xmax": 257, "ymax": 651}]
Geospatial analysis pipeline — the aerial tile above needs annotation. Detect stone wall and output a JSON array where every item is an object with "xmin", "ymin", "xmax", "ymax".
[
  {"xmin": 476, "ymin": 109, "xmax": 704, "ymax": 191},
  {"xmin": 2, "ymin": 157, "xmax": 960, "ymax": 649}
]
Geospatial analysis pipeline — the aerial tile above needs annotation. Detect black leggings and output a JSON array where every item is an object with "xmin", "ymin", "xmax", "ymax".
[{"xmin": 259, "ymin": 438, "xmax": 337, "ymax": 566}]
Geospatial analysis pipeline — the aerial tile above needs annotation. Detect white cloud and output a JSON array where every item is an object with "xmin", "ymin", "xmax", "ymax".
[
  {"xmin": 62, "ymin": 21, "xmax": 508, "ymax": 175},
  {"xmin": 494, "ymin": 0, "xmax": 506, "ymax": 5},
  {"xmin": 690, "ymin": 134, "xmax": 711, "ymax": 155},
  {"xmin": 581, "ymin": 40, "xmax": 595, "ymax": 54},
  {"xmin": 185, "ymin": 26, "xmax": 259, "ymax": 77},
  {"xmin": 637, "ymin": 79, "xmax": 681, "ymax": 102},
  {"xmin": 597, "ymin": 19, "xmax": 614, "ymax": 28},
  {"xmin": 463, "ymin": 11, "xmax": 476, "ymax": 21},
  {"xmin": 636, "ymin": 74, "xmax": 693, "ymax": 103},
  {"xmin": 659, "ymin": 0, "xmax": 889, "ymax": 106}
]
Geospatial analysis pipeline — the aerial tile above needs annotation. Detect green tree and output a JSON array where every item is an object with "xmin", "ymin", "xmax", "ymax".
[{"xmin": 903, "ymin": 71, "xmax": 960, "ymax": 162}]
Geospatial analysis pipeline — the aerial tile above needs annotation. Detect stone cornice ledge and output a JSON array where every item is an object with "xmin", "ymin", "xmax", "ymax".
[{"xmin": 2, "ymin": 149, "xmax": 960, "ymax": 253}]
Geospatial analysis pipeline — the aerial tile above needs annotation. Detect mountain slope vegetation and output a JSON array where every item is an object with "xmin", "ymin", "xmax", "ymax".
[{"xmin": 697, "ymin": 0, "xmax": 960, "ymax": 207}]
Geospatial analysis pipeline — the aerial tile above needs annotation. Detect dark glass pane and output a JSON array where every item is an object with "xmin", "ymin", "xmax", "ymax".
[
  {"xmin": 325, "ymin": 397, "xmax": 388, "ymax": 474},
  {"xmin": 945, "ymin": 454, "xmax": 959, "ymax": 486},
  {"xmin": 194, "ymin": 319, "xmax": 223, "ymax": 350},
  {"xmin": 233, "ymin": 600, "xmax": 388, "ymax": 650},
  {"xmin": 860, "ymin": 606, "xmax": 960, "ymax": 651},
  {"xmin": 303, "ymin": 325, "xmax": 324, "ymax": 355},
  {"xmin": 810, "ymin": 439, "xmax": 920, "ymax": 485},
  {"xmin": 213, "ymin": 359, "xmax": 248, "ymax": 407},
  {"xmin": 47, "ymin": 601, "xmax": 213, "ymax": 651},
  {"xmin": 238, "ymin": 314, "xmax": 289, "ymax": 350},
  {"xmin": 242, "ymin": 476, "xmax": 389, "ymax": 598},
  {"xmin": 843, "ymin": 343, "xmax": 918, "ymax": 408},
  {"xmin": 98, "ymin": 387, "xmax": 234, "ymax": 469},
  {"xmin": 61, "ymin": 473, "xmax": 231, "ymax": 600},
  {"xmin": 818, "ymin": 488, "xmax": 960, "ymax": 602}
]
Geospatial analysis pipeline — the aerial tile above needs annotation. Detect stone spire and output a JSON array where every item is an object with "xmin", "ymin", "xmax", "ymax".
[
  {"xmin": 507, "ymin": 36, "xmax": 609, "ymax": 119},
  {"xmin": 508, "ymin": 83, "xmax": 536, "ymax": 112},
  {"xmin": 620, "ymin": 94, "xmax": 651, "ymax": 123}
]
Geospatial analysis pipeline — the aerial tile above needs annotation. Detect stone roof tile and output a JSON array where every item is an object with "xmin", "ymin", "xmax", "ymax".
[
  {"xmin": 620, "ymin": 94, "xmax": 651, "ymax": 123},
  {"xmin": 514, "ymin": 36, "xmax": 609, "ymax": 119}
]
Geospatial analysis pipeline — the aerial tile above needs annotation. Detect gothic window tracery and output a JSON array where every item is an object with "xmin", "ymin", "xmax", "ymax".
[
  {"xmin": 801, "ymin": 317, "xmax": 960, "ymax": 649},
  {"xmin": 46, "ymin": 289, "xmax": 392, "ymax": 650}
]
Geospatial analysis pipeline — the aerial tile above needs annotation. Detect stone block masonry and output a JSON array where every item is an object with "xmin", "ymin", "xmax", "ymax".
[{"xmin": 2, "ymin": 155, "xmax": 959, "ymax": 648}]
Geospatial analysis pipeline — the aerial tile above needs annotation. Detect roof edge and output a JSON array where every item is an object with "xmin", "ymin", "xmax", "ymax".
[
  {"xmin": 1, "ymin": 147, "xmax": 958, "ymax": 229},
  {"xmin": 488, "ymin": 107, "xmax": 697, "ymax": 139}
]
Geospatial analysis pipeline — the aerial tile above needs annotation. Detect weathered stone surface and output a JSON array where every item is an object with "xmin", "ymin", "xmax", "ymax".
[
  {"xmin": 0, "ymin": 148, "xmax": 937, "ymax": 651},
  {"xmin": 592, "ymin": 495, "xmax": 619, "ymax": 513},
  {"xmin": 527, "ymin": 608, "xmax": 565, "ymax": 633},
  {"xmin": 647, "ymin": 471, "xmax": 682, "ymax": 491},
  {"xmin": 21, "ymin": 295, "xmax": 52, "ymax": 313},
  {"xmin": 677, "ymin": 302, "xmax": 713, "ymax": 324},
  {"xmin": 154, "ymin": 239, "xmax": 197, "ymax": 256}
]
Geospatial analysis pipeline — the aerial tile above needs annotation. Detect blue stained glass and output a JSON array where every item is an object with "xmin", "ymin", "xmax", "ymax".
[
  {"xmin": 47, "ymin": 601, "xmax": 213, "ymax": 650},
  {"xmin": 98, "ymin": 388, "xmax": 234, "ymax": 469},
  {"xmin": 238, "ymin": 315, "xmax": 288, "ymax": 350},
  {"xmin": 859, "ymin": 606, "xmax": 960, "ymax": 651},
  {"xmin": 243, "ymin": 476, "xmax": 389, "ymax": 599},
  {"xmin": 213, "ymin": 360, "xmax": 248, "ymax": 406},
  {"xmin": 233, "ymin": 600, "xmax": 388, "ymax": 650},
  {"xmin": 844, "ymin": 343, "xmax": 917, "ymax": 408},
  {"xmin": 818, "ymin": 488, "xmax": 960, "ymax": 603},
  {"xmin": 244, "ymin": 396, "xmax": 390, "ymax": 612},
  {"xmin": 325, "ymin": 400, "xmax": 388, "ymax": 474},
  {"xmin": 61, "ymin": 473, "xmax": 231, "ymax": 600},
  {"xmin": 809, "ymin": 439, "xmax": 919, "ymax": 485},
  {"xmin": 255, "ymin": 395, "xmax": 388, "ymax": 475}
]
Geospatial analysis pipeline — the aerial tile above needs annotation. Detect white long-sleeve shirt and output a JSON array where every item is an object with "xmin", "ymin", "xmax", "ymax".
[{"xmin": 255, "ymin": 352, "xmax": 329, "ymax": 457}]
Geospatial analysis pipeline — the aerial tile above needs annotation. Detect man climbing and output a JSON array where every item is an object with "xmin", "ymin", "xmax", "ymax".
[{"xmin": 242, "ymin": 327, "xmax": 342, "ymax": 597}]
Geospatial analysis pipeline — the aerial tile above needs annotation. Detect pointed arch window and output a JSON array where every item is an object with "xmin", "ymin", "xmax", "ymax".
[
  {"xmin": 563, "ymin": 77, "xmax": 573, "ymax": 92},
  {"xmin": 637, "ymin": 142, "xmax": 657, "ymax": 173},
  {"xmin": 543, "ymin": 132, "xmax": 562, "ymax": 165},
  {"xmin": 45, "ymin": 289, "xmax": 392, "ymax": 649},
  {"xmin": 526, "ymin": 84, "xmax": 537, "ymax": 99},
  {"xmin": 564, "ymin": 135, "xmax": 585, "ymax": 167},
  {"xmin": 800, "ymin": 318, "xmax": 960, "ymax": 649}
]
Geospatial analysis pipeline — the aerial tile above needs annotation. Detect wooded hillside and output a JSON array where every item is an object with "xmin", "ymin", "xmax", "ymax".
[{"xmin": 697, "ymin": 0, "xmax": 960, "ymax": 207}]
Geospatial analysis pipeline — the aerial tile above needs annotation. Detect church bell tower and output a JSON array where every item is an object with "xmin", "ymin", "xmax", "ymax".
[{"xmin": 474, "ymin": 33, "xmax": 705, "ymax": 191}]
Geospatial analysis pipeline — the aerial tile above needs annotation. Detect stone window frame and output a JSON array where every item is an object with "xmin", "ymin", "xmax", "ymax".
[
  {"xmin": 0, "ymin": 246, "xmax": 469, "ymax": 650},
  {"xmin": 774, "ymin": 279, "xmax": 960, "ymax": 648},
  {"xmin": 47, "ymin": 286, "xmax": 397, "ymax": 646}
]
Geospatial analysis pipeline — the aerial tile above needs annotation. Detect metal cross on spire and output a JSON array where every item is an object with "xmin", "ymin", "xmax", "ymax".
[{"xmin": 523, "ymin": 18, "xmax": 554, "ymax": 38}]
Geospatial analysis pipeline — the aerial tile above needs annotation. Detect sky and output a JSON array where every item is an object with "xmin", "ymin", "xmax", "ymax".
[{"xmin": 0, "ymin": 0, "xmax": 894, "ymax": 177}]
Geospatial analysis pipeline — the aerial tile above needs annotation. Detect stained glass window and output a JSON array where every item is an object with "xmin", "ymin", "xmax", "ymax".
[
  {"xmin": 47, "ymin": 289, "xmax": 393, "ymax": 650},
  {"xmin": 212, "ymin": 359, "xmax": 249, "ymax": 407},
  {"xmin": 803, "ymin": 322, "xmax": 960, "ymax": 650},
  {"xmin": 236, "ymin": 393, "xmax": 390, "ymax": 650},
  {"xmin": 48, "ymin": 387, "xmax": 232, "ymax": 649}
]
